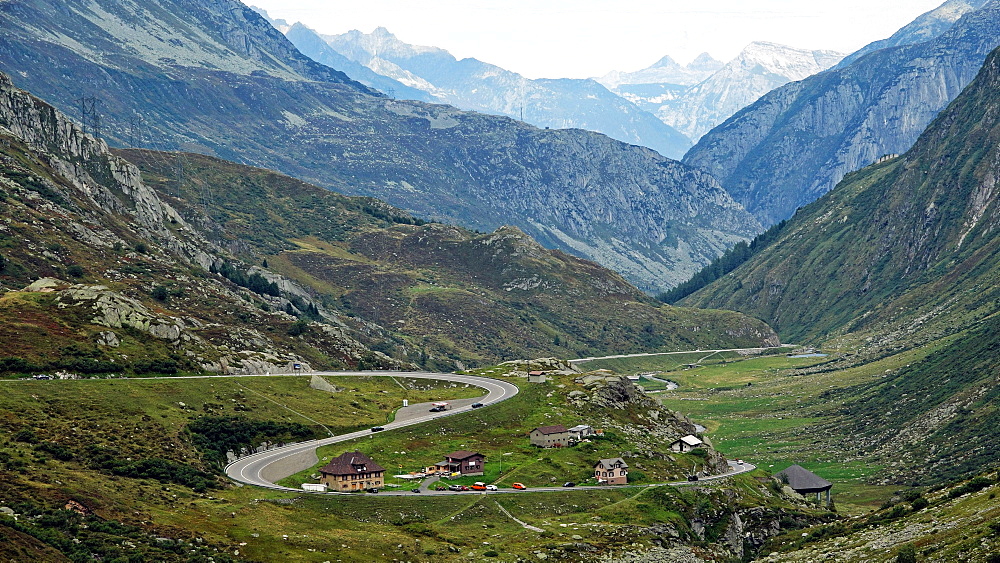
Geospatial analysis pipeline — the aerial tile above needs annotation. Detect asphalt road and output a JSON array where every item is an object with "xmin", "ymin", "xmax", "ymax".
[
  {"xmin": 223, "ymin": 370, "xmax": 757, "ymax": 496},
  {"xmin": 568, "ymin": 345, "xmax": 794, "ymax": 365},
  {"xmin": 224, "ymin": 371, "xmax": 519, "ymax": 491}
]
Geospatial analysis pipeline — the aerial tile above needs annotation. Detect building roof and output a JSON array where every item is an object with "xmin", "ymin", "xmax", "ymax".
[
  {"xmin": 532, "ymin": 424, "xmax": 569, "ymax": 435},
  {"xmin": 318, "ymin": 451, "xmax": 385, "ymax": 476},
  {"xmin": 444, "ymin": 450, "xmax": 482, "ymax": 461},
  {"xmin": 528, "ymin": 371, "xmax": 545, "ymax": 376},
  {"xmin": 569, "ymin": 424, "xmax": 592, "ymax": 432},
  {"xmin": 676, "ymin": 435, "xmax": 704, "ymax": 446},
  {"xmin": 774, "ymin": 464, "xmax": 833, "ymax": 493},
  {"xmin": 596, "ymin": 457, "xmax": 628, "ymax": 468}
]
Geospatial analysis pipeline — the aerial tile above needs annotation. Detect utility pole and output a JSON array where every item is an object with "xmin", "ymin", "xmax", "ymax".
[
  {"xmin": 75, "ymin": 96, "xmax": 100, "ymax": 136},
  {"xmin": 127, "ymin": 113, "xmax": 144, "ymax": 148}
]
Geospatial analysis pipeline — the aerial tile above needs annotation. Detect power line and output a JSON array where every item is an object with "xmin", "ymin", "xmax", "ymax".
[{"xmin": 75, "ymin": 96, "xmax": 102, "ymax": 137}]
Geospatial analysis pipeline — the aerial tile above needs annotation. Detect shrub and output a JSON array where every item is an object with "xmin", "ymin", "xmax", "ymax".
[
  {"xmin": 0, "ymin": 357, "xmax": 41, "ymax": 374},
  {"xmin": 187, "ymin": 416, "xmax": 319, "ymax": 467},
  {"xmin": 133, "ymin": 242, "xmax": 148, "ymax": 254},
  {"xmin": 948, "ymin": 476, "xmax": 994, "ymax": 498},
  {"xmin": 287, "ymin": 319, "xmax": 308, "ymax": 337},
  {"xmin": 895, "ymin": 543, "xmax": 917, "ymax": 563},
  {"xmin": 910, "ymin": 497, "xmax": 929, "ymax": 511},
  {"xmin": 13, "ymin": 429, "xmax": 39, "ymax": 443},
  {"xmin": 66, "ymin": 264, "xmax": 84, "ymax": 278},
  {"xmin": 35, "ymin": 441, "xmax": 74, "ymax": 461},
  {"xmin": 151, "ymin": 285, "xmax": 169, "ymax": 302}
]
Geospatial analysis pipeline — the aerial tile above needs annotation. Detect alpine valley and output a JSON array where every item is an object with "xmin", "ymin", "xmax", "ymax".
[
  {"xmin": 0, "ymin": 0, "xmax": 999, "ymax": 562},
  {"xmin": 0, "ymin": 0, "xmax": 761, "ymax": 295}
]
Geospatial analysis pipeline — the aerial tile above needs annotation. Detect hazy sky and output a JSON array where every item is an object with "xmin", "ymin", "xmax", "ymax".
[{"xmin": 246, "ymin": 0, "xmax": 946, "ymax": 79}]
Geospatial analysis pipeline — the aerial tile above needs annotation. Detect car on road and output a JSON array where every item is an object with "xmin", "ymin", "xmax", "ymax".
[
  {"xmin": 429, "ymin": 406, "xmax": 445, "ymax": 412},
  {"xmin": 448, "ymin": 484, "xmax": 464, "ymax": 492},
  {"xmin": 471, "ymin": 402, "xmax": 484, "ymax": 408},
  {"xmin": 736, "ymin": 459, "xmax": 744, "ymax": 465},
  {"xmin": 512, "ymin": 482, "xmax": 527, "ymax": 490},
  {"xmin": 471, "ymin": 482, "xmax": 487, "ymax": 491},
  {"xmin": 562, "ymin": 482, "xmax": 576, "ymax": 487},
  {"xmin": 485, "ymin": 484, "xmax": 498, "ymax": 491},
  {"xmin": 370, "ymin": 426, "xmax": 385, "ymax": 432},
  {"xmin": 411, "ymin": 488, "xmax": 421, "ymax": 493},
  {"xmin": 367, "ymin": 487, "xmax": 379, "ymax": 493}
]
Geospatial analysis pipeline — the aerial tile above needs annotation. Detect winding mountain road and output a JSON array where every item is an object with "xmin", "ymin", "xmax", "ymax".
[
  {"xmin": 224, "ymin": 371, "xmax": 518, "ymax": 491},
  {"xmin": 224, "ymin": 369, "xmax": 757, "ymax": 496}
]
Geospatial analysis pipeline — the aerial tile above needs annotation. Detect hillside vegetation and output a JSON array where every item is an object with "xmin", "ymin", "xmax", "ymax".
[
  {"xmin": 115, "ymin": 147, "xmax": 779, "ymax": 368},
  {"xmin": 676, "ymin": 46, "xmax": 1000, "ymax": 488},
  {"xmin": 0, "ymin": 70, "xmax": 778, "ymax": 378}
]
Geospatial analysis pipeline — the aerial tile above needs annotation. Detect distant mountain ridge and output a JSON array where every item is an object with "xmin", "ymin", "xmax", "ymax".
[
  {"xmin": 287, "ymin": 24, "xmax": 693, "ymax": 159},
  {"xmin": 0, "ymin": 0, "xmax": 762, "ymax": 294},
  {"xmin": 595, "ymin": 53, "xmax": 724, "ymax": 89},
  {"xmin": 597, "ymin": 43, "xmax": 843, "ymax": 144},
  {"xmin": 684, "ymin": 0, "xmax": 1000, "ymax": 225}
]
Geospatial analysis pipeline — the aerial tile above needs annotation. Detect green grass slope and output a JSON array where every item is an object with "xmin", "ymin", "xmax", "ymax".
[
  {"xmin": 0, "ymin": 373, "xmax": 829, "ymax": 562},
  {"xmin": 116, "ymin": 148, "xmax": 780, "ymax": 367},
  {"xmin": 671, "ymin": 47, "xmax": 1000, "ymax": 488},
  {"xmin": 682, "ymin": 46, "xmax": 1000, "ymax": 350}
]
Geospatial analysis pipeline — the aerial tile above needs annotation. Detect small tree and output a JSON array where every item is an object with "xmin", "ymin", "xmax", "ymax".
[
  {"xmin": 151, "ymin": 285, "xmax": 169, "ymax": 302},
  {"xmin": 66, "ymin": 264, "xmax": 84, "ymax": 278}
]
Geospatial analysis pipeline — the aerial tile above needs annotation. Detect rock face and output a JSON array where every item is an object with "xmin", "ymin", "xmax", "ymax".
[
  {"xmin": 299, "ymin": 25, "xmax": 692, "ymax": 160},
  {"xmin": 684, "ymin": 0, "xmax": 1000, "ymax": 226},
  {"xmin": 0, "ymin": 0, "xmax": 761, "ymax": 294}
]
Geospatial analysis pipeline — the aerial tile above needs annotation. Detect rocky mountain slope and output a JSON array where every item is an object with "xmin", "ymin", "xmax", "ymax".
[
  {"xmin": 837, "ymin": 0, "xmax": 990, "ymax": 67},
  {"xmin": 290, "ymin": 25, "xmax": 692, "ymax": 159},
  {"xmin": 609, "ymin": 43, "xmax": 843, "ymax": 143},
  {"xmin": 0, "ymin": 72, "xmax": 394, "ymax": 376},
  {"xmin": 682, "ymin": 45, "xmax": 1000, "ymax": 484},
  {"xmin": 0, "ymin": 0, "xmax": 758, "ymax": 294},
  {"xmin": 0, "ymin": 70, "xmax": 779, "ymax": 375},
  {"xmin": 684, "ymin": 0, "xmax": 1000, "ymax": 225}
]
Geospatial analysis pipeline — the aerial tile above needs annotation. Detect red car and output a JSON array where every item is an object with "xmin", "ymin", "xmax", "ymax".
[{"xmin": 512, "ymin": 482, "xmax": 527, "ymax": 490}]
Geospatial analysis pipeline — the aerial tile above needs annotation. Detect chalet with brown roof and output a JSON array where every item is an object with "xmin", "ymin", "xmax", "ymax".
[
  {"xmin": 594, "ymin": 458, "xmax": 628, "ymax": 485},
  {"xmin": 435, "ymin": 450, "xmax": 486, "ymax": 476},
  {"xmin": 529, "ymin": 424, "xmax": 571, "ymax": 447},
  {"xmin": 319, "ymin": 451, "xmax": 385, "ymax": 491}
]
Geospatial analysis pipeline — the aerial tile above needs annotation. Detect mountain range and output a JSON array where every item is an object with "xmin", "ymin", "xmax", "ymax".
[
  {"xmin": 281, "ymin": 23, "xmax": 693, "ymax": 160},
  {"xmin": 603, "ymin": 42, "xmax": 844, "ymax": 143},
  {"xmin": 684, "ymin": 0, "xmax": 1000, "ymax": 225},
  {"xmin": 0, "ymin": 0, "xmax": 761, "ymax": 295}
]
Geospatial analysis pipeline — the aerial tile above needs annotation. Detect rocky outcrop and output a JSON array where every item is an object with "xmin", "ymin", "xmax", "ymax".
[
  {"xmin": 572, "ymin": 376, "xmax": 729, "ymax": 474},
  {"xmin": 684, "ymin": 0, "xmax": 1000, "ymax": 225}
]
